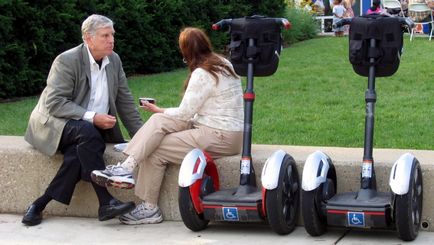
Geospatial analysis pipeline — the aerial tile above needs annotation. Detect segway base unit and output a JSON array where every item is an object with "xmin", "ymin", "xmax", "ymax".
[
  {"xmin": 203, "ymin": 189, "xmax": 262, "ymax": 222},
  {"xmin": 301, "ymin": 15, "xmax": 423, "ymax": 241},
  {"xmin": 178, "ymin": 16, "xmax": 300, "ymax": 235},
  {"xmin": 326, "ymin": 192, "xmax": 392, "ymax": 228}
]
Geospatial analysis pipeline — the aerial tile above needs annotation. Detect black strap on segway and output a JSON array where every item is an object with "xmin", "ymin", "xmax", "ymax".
[
  {"xmin": 228, "ymin": 15, "xmax": 283, "ymax": 77},
  {"xmin": 349, "ymin": 14, "xmax": 403, "ymax": 77}
]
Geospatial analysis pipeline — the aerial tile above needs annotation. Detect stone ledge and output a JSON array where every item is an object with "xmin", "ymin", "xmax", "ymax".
[{"xmin": 1, "ymin": 136, "xmax": 433, "ymax": 231}]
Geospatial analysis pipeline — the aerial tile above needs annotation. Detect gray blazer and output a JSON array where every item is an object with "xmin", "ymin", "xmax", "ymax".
[{"xmin": 25, "ymin": 44, "xmax": 143, "ymax": 156}]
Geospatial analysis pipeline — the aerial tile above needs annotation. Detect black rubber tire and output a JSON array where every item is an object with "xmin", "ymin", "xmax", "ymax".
[
  {"xmin": 178, "ymin": 187, "xmax": 209, "ymax": 231},
  {"xmin": 301, "ymin": 188, "xmax": 326, "ymax": 236},
  {"xmin": 265, "ymin": 155, "xmax": 300, "ymax": 235},
  {"xmin": 395, "ymin": 160, "xmax": 423, "ymax": 241},
  {"xmin": 301, "ymin": 163, "xmax": 336, "ymax": 236}
]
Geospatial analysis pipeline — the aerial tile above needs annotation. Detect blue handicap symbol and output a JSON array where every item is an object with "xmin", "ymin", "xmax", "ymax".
[
  {"xmin": 222, "ymin": 207, "xmax": 239, "ymax": 221},
  {"xmin": 347, "ymin": 212, "xmax": 365, "ymax": 227}
]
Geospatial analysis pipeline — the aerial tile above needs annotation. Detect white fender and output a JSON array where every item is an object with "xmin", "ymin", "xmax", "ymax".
[
  {"xmin": 302, "ymin": 151, "xmax": 331, "ymax": 191},
  {"xmin": 178, "ymin": 148, "xmax": 207, "ymax": 187},
  {"xmin": 261, "ymin": 149, "xmax": 287, "ymax": 190},
  {"xmin": 389, "ymin": 153, "xmax": 416, "ymax": 195}
]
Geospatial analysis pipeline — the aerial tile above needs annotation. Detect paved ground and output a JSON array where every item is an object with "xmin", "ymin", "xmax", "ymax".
[{"xmin": 0, "ymin": 214, "xmax": 432, "ymax": 245}]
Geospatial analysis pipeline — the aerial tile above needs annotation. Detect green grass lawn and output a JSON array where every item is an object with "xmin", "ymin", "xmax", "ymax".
[{"xmin": 0, "ymin": 36, "xmax": 432, "ymax": 150}]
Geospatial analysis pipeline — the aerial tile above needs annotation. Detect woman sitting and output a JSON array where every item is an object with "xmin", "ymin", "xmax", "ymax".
[{"xmin": 91, "ymin": 27, "xmax": 244, "ymax": 225}]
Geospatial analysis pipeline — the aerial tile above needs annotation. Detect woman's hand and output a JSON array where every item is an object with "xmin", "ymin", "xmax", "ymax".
[{"xmin": 140, "ymin": 101, "xmax": 165, "ymax": 113}]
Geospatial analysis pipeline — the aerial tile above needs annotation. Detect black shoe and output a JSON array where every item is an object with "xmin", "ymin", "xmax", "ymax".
[
  {"xmin": 22, "ymin": 204, "xmax": 42, "ymax": 226},
  {"xmin": 98, "ymin": 199, "xmax": 135, "ymax": 221}
]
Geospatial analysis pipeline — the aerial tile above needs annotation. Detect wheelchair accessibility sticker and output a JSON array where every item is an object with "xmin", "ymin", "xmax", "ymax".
[
  {"xmin": 222, "ymin": 207, "xmax": 239, "ymax": 221},
  {"xmin": 348, "ymin": 212, "xmax": 365, "ymax": 227}
]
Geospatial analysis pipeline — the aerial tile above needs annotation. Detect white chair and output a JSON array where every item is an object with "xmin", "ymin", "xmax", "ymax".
[
  {"xmin": 382, "ymin": 0, "xmax": 405, "ymax": 16},
  {"xmin": 408, "ymin": 2, "xmax": 434, "ymax": 40}
]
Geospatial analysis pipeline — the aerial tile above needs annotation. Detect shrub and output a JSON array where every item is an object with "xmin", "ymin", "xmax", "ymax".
[
  {"xmin": 282, "ymin": 7, "xmax": 318, "ymax": 45},
  {"xmin": 0, "ymin": 0, "xmax": 287, "ymax": 99},
  {"xmin": 0, "ymin": 1, "xmax": 83, "ymax": 98}
]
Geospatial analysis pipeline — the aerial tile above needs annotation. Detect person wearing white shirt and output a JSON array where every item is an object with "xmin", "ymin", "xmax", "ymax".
[
  {"xmin": 91, "ymin": 27, "xmax": 244, "ymax": 225},
  {"xmin": 333, "ymin": 0, "xmax": 347, "ymax": 37},
  {"xmin": 22, "ymin": 14, "xmax": 143, "ymax": 226}
]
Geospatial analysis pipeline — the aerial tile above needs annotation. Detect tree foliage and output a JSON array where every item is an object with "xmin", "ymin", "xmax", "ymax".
[{"xmin": 0, "ymin": 0, "xmax": 287, "ymax": 99}]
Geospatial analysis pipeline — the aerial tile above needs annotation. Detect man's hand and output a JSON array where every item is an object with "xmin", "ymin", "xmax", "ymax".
[{"xmin": 93, "ymin": 113, "xmax": 117, "ymax": 129}]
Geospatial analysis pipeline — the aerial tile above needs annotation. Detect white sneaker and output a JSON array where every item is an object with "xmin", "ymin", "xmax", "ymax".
[
  {"xmin": 91, "ymin": 163, "xmax": 135, "ymax": 189},
  {"xmin": 119, "ymin": 202, "xmax": 163, "ymax": 225}
]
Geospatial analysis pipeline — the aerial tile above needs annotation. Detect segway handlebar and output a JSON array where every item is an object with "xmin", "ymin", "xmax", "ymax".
[
  {"xmin": 402, "ymin": 17, "xmax": 415, "ymax": 29},
  {"xmin": 212, "ymin": 19, "xmax": 233, "ymax": 31},
  {"xmin": 333, "ymin": 18, "xmax": 353, "ymax": 28},
  {"xmin": 278, "ymin": 18, "xmax": 292, "ymax": 29},
  {"xmin": 212, "ymin": 17, "xmax": 291, "ymax": 31},
  {"xmin": 333, "ymin": 16, "xmax": 415, "ymax": 29}
]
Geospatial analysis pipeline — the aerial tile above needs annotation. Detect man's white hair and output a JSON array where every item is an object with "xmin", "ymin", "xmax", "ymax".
[{"xmin": 81, "ymin": 14, "xmax": 113, "ymax": 42}]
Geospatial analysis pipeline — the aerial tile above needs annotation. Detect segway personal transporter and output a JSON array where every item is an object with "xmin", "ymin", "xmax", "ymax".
[
  {"xmin": 177, "ymin": 16, "xmax": 300, "ymax": 235},
  {"xmin": 301, "ymin": 15, "xmax": 423, "ymax": 241}
]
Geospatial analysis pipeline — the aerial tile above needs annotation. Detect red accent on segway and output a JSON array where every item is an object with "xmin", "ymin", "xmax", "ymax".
[
  {"xmin": 261, "ymin": 187, "xmax": 267, "ymax": 217},
  {"xmin": 212, "ymin": 19, "xmax": 232, "ymax": 31},
  {"xmin": 327, "ymin": 209, "xmax": 385, "ymax": 216},
  {"xmin": 192, "ymin": 158, "xmax": 201, "ymax": 174},
  {"xmin": 204, "ymin": 152, "xmax": 220, "ymax": 191},
  {"xmin": 203, "ymin": 205, "xmax": 258, "ymax": 211},
  {"xmin": 189, "ymin": 152, "xmax": 220, "ymax": 214},
  {"xmin": 204, "ymin": 152, "xmax": 214, "ymax": 163},
  {"xmin": 281, "ymin": 19, "xmax": 291, "ymax": 29},
  {"xmin": 243, "ymin": 92, "xmax": 255, "ymax": 101},
  {"xmin": 189, "ymin": 179, "xmax": 204, "ymax": 213},
  {"xmin": 363, "ymin": 211, "xmax": 385, "ymax": 216},
  {"xmin": 327, "ymin": 209, "xmax": 348, "ymax": 214}
]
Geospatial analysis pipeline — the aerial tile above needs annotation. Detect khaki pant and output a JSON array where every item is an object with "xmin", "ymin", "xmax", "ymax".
[{"xmin": 124, "ymin": 113, "xmax": 243, "ymax": 205}]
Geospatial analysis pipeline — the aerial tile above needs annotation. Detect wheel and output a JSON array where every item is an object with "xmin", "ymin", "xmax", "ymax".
[
  {"xmin": 178, "ymin": 151, "xmax": 218, "ymax": 231},
  {"xmin": 178, "ymin": 186, "xmax": 209, "ymax": 231},
  {"xmin": 301, "ymin": 164, "xmax": 336, "ymax": 236},
  {"xmin": 265, "ymin": 155, "xmax": 300, "ymax": 235},
  {"xmin": 395, "ymin": 160, "xmax": 423, "ymax": 241}
]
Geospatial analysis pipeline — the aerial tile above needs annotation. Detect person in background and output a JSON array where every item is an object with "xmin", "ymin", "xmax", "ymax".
[
  {"xmin": 22, "ymin": 14, "xmax": 143, "ymax": 226},
  {"xmin": 367, "ymin": 0, "xmax": 386, "ymax": 14},
  {"xmin": 91, "ymin": 27, "xmax": 244, "ymax": 225},
  {"xmin": 401, "ymin": 0, "xmax": 409, "ymax": 16},
  {"xmin": 343, "ymin": 0, "xmax": 355, "ymax": 34},
  {"xmin": 333, "ymin": 0, "xmax": 346, "ymax": 37}
]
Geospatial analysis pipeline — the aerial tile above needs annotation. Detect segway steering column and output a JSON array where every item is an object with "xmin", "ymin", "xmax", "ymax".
[{"xmin": 213, "ymin": 18, "xmax": 291, "ymax": 194}]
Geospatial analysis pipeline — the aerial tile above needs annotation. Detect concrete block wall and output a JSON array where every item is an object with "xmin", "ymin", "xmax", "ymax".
[{"xmin": 1, "ymin": 136, "xmax": 433, "ymax": 231}]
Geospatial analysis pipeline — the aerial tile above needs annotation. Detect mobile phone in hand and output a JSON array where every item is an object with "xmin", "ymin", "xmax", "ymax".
[{"xmin": 139, "ymin": 97, "xmax": 156, "ymax": 106}]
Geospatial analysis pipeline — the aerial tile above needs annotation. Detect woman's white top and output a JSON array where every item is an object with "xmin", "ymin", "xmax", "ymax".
[{"xmin": 164, "ymin": 60, "xmax": 244, "ymax": 132}]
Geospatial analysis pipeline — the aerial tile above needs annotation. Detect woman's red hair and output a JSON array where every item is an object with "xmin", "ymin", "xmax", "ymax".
[{"xmin": 178, "ymin": 27, "xmax": 238, "ymax": 90}]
